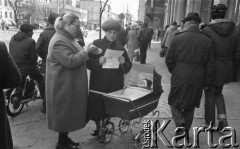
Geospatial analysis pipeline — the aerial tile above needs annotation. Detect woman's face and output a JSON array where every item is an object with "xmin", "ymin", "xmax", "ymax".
[
  {"xmin": 105, "ymin": 30, "xmax": 118, "ymax": 42},
  {"xmin": 65, "ymin": 19, "xmax": 80, "ymax": 38}
]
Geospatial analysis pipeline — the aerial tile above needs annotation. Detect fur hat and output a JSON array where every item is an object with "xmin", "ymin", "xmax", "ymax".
[
  {"xmin": 20, "ymin": 24, "xmax": 35, "ymax": 33},
  {"xmin": 102, "ymin": 18, "xmax": 121, "ymax": 31},
  {"xmin": 211, "ymin": 4, "xmax": 227, "ymax": 14},
  {"xmin": 183, "ymin": 12, "xmax": 201, "ymax": 23}
]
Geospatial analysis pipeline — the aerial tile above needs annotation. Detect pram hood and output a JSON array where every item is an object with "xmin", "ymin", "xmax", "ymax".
[{"xmin": 124, "ymin": 63, "xmax": 163, "ymax": 94}]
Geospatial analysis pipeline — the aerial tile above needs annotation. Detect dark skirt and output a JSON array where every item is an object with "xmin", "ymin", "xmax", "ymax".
[{"xmin": 87, "ymin": 92, "xmax": 106, "ymax": 121}]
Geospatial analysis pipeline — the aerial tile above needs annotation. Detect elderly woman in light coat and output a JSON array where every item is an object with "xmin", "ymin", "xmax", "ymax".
[
  {"xmin": 46, "ymin": 13, "xmax": 97, "ymax": 149},
  {"xmin": 127, "ymin": 24, "xmax": 138, "ymax": 62}
]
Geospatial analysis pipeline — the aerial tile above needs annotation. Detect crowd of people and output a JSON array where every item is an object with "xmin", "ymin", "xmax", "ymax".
[{"xmin": 0, "ymin": 3, "xmax": 240, "ymax": 149}]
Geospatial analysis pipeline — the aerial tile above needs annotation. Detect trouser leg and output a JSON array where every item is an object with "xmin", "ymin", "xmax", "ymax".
[
  {"xmin": 170, "ymin": 106, "xmax": 185, "ymax": 127},
  {"xmin": 30, "ymin": 69, "xmax": 45, "ymax": 110},
  {"xmin": 183, "ymin": 108, "xmax": 195, "ymax": 130},
  {"xmin": 139, "ymin": 42, "xmax": 148, "ymax": 64},
  {"xmin": 204, "ymin": 86, "xmax": 216, "ymax": 126},
  {"xmin": 215, "ymin": 85, "xmax": 227, "ymax": 120}
]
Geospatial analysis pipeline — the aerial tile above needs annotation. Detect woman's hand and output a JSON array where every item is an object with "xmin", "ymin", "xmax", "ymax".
[
  {"xmin": 118, "ymin": 56, "xmax": 125, "ymax": 64},
  {"xmin": 86, "ymin": 43, "xmax": 102, "ymax": 54},
  {"xmin": 99, "ymin": 56, "xmax": 106, "ymax": 65}
]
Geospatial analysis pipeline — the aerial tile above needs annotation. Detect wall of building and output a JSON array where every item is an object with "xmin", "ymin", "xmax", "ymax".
[{"xmin": 0, "ymin": 0, "xmax": 15, "ymax": 24}]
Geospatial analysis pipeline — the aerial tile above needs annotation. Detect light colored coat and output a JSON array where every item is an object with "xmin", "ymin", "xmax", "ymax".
[
  {"xmin": 46, "ymin": 30, "xmax": 89, "ymax": 132},
  {"xmin": 162, "ymin": 26, "xmax": 178, "ymax": 48},
  {"xmin": 127, "ymin": 29, "xmax": 138, "ymax": 61}
]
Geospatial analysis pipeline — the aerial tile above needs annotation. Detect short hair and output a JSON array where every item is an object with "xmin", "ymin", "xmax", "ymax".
[
  {"xmin": 184, "ymin": 20, "xmax": 200, "ymax": 28},
  {"xmin": 48, "ymin": 12, "xmax": 58, "ymax": 25}
]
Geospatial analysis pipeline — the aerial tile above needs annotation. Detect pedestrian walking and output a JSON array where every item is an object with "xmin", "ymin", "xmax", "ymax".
[
  {"xmin": 36, "ymin": 12, "xmax": 58, "ymax": 76},
  {"xmin": 9, "ymin": 24, "xmax": 46, "ymax": 114},
  {"xmin": 127, "ymin": 24, "xmax": 139, "ymax": 62},
  {"xmin": 165, "ymin": 13, "xmax": 214, "ymax": 139},
  {"xmin": 137, "ymin": 22, "xmax": 153, "ymax": 64},
  {"xmin": 202, "ymin": 4, "xmax": 240, "ymax": 131},
  {"xmin": 6, "ymin": 24, "xmax": 9, "ymax": 32},
  {"xmin": 0, "ymin": 41, "xmax": 22, "ymax": 149},
  {"xmin": 46, "ymin": 13, "xmax": 98, "ymax": 149},
  {"xmin": 161, "ymin": 21, "xmax": 178, "ymax": 57},
  {"xmin": 87, "ymin": 18, "xmax": 132, "ymax": 137}
]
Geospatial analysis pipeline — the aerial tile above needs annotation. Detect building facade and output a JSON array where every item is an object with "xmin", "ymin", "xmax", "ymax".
[
  {"xmin": 165, "ymin": 0, "xmax": 240, "ymax": 27},
  {"xmin": 79, "ymin": 0, "xmax": 111, "ymax": 30},
  {"xmin": 0, "ymin": 0, "xmax": 15, "ymax": 25}
]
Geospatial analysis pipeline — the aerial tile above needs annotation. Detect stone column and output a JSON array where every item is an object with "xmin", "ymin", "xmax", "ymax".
[
  {"xmin": 226, "ymin": 0, "xmax": 236, "ymax": 21},
  {"xmin": 174, "ymin": 0, "xmax": 187, "ymax": 24},
  {"xmin": 200, "ymin": 0, "xmax": 214, "ymax": 23}
]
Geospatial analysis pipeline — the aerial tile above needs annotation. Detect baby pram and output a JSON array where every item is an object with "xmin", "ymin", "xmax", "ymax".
[{"xmin": 89, "ymin": 63, "xmax": 163, "ymax": 144}]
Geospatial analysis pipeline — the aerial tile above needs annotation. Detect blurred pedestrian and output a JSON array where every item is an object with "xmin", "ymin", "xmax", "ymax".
[
  {"xmin": 127, "ymin": 24, "xmax": 138, "ymax": 62},
  {"xmin": 46, "ymin": 13, "xmax": 98, "ymax": 149},
  {"xmin": 137, "ymin": 22, "xmax": 153, "ymax": 64},
  {"xmin": 165, "ymin": 12, "xmax": 214, "ymax": 139},
  {"xmin": 161, "ymin": 21, "xmax": 178, "ymax": 57},
  {"xmin": 36, "ymin": 12, "xmax": 58, "ymax": 75},
  {"xmin": 178, "ymin": 21, "xmax": 185, "ymax": 32},
  {"xmin": 9, "ymin": 24, "xmax": 46, "ymax": 114},
  {"xmin": 87, "ymin": 18, "xmax": 132, "ymax": 137},
  {"xmin": 0, "ymin": 41, "xmax": 22, "ymax": 149},
  {"xmin": 116, "ymin": 22, "xmax": 128, "ymax": 46},
  {"xmin": 202, "ymin": 4, "xmax": 239, "ymax": 131}
]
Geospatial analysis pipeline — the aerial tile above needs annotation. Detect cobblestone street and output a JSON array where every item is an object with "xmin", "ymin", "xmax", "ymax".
[{"xmin": 8, "ymin": 42, "xmax": 240, "ymax": 149}]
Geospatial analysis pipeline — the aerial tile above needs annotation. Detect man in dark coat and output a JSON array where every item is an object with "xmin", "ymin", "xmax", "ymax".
[
  {"xmin": 9, "ymin": 24, "xmax": 46, "ymax": 113},
  {"xmin": 138, "ymin": 22, "xmax": 152, "ymax": 64},
  {"xmin": 36, "ymin": 12, "xmax": 58, "ymax": 74},
  {"xmin": 202, "ymin": 4, "xmax": 239, "ymax": 131},
  {"xmin": 0, "ymin": 41, "xmax": 22, "ymax": 149},
  {"xmin": 165, "ymin": 13, "xmax": 214, "ymax": 137}
]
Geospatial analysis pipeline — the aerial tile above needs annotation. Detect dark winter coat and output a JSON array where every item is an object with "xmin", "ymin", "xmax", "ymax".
[
  {"xmin": 87, "ymin": 37, "xmax": 132, "ymax": 120},
  {"xmin": 166, "ymin": 27, "xmax": 214, "ymax": 110},
  {"xmin": 36, "ymin": 26, "xmax": 56, "ymax": 73},
  {"xmin": 0, "ymin": 41, "xmax": 21, "ymax": 149},
  {"xmin": 9, "ymin": 32, "xmax": 38, "ymax": 76},
  {"xmin": 202, "ymin": 19, "xmax": 238, "ymax": 85}
]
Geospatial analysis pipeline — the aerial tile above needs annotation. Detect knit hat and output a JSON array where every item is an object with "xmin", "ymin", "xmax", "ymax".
[
  {"xmin": 102, "ymin": 18, "xmax": 121, "ymax": 31},
  {"xmin": 20, "ymin": 24, "xmax": 35, "ymax": 33},
  {"xmin": 183, "ymin": 12, "xmax": 201, "ymax": 23}
]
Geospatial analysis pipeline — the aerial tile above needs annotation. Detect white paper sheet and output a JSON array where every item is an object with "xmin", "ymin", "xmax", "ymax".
[{"xmin": 102, "ymin": 49, "xmax": 124, "ymax": 69}]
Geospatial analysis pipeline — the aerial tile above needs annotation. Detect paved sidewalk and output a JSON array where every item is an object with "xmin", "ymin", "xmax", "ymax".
[{"xmin": 9, "ymin": 43, "xmax": 240, "ymax": 149}]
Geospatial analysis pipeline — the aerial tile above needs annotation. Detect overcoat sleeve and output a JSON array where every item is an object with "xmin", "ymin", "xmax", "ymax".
[
  {"xmin": 53, "ymin": 40, "xmax": 89, "ymax": 69},
  {"xmin": 165, "ymin": 37, "xmax": 176, "ymax": 74},
  {"xmin": 36, "ymin": 33, "xmax": 45, "ymax": 59},
  {"xmin": 205, "ymin": 41, "xmax": 215, "ymax": 87},
  {"xmin": 1, "ymin": 42, "xmax": 21, "ymax": 89},
  {"xmin": 161, "ymin": 29, "xmax": 169, "ymax": 47}
]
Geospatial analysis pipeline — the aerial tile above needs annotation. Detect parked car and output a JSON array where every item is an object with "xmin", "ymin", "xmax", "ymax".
[{"xmin": 96, "ymin": 27, "xmax": 100, "ymax": 31}]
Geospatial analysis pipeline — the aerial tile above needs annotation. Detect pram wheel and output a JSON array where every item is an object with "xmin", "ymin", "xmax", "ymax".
[
  {"xmin": 98, "ymin": 121, "xmax": 114, "ymax": 143},
  {"xmin": 119, "ymin": 119, "xmax": 130, "ymax": 133}
]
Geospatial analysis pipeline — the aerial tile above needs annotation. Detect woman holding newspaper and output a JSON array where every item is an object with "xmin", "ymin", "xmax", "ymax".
[{"xmin": 87, "ymin": 18, "xmax": 132, "ymax": 136}]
